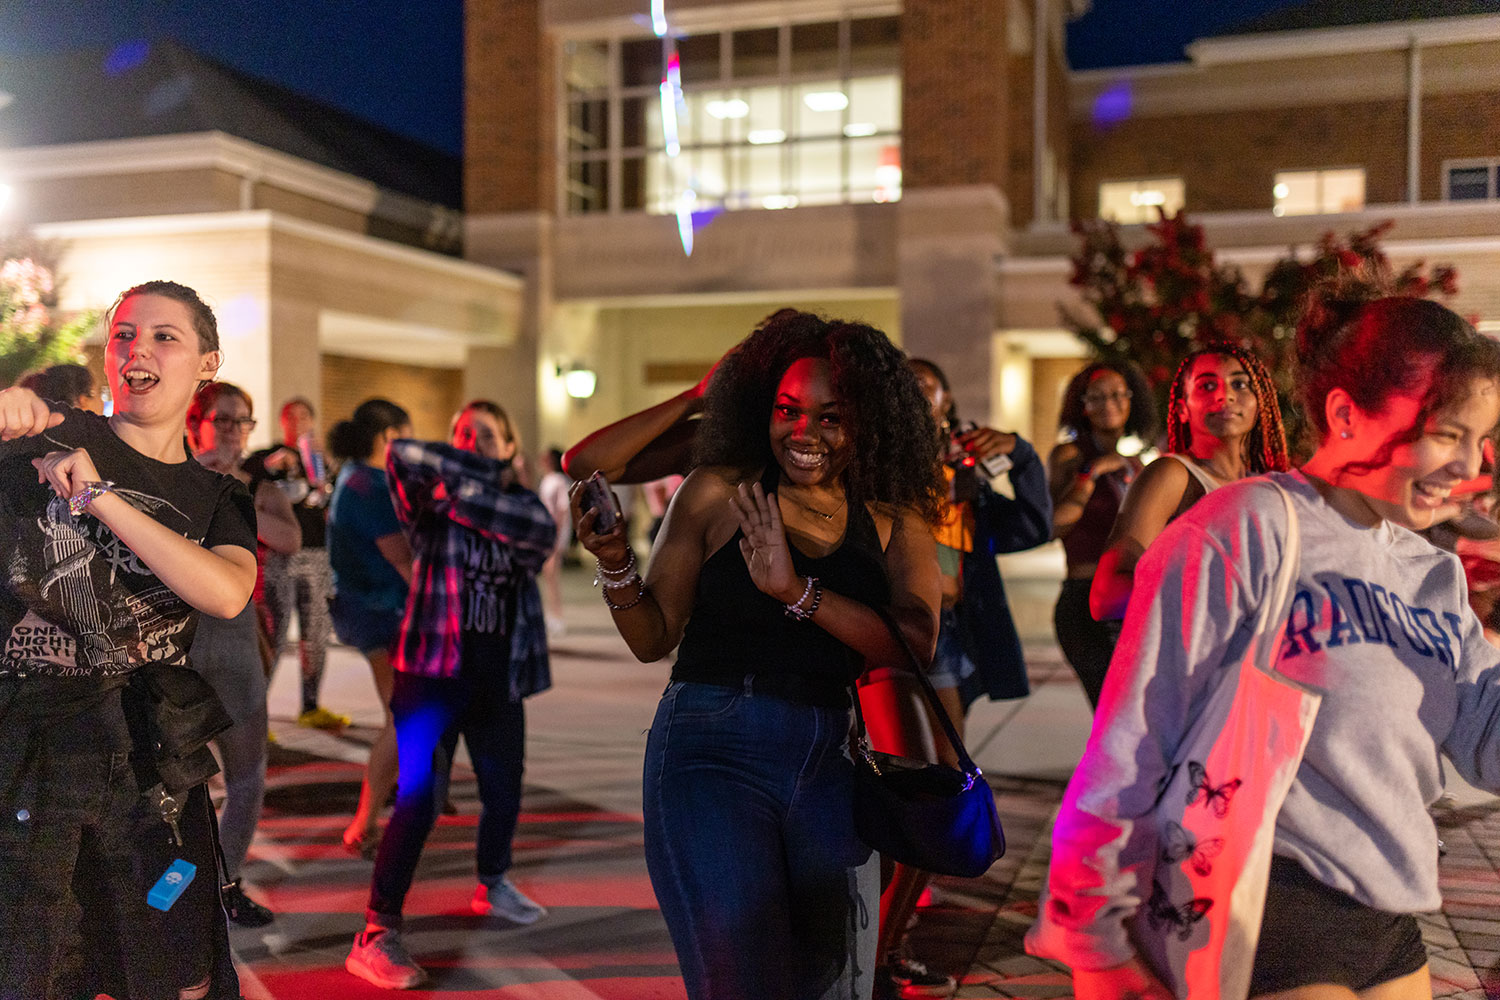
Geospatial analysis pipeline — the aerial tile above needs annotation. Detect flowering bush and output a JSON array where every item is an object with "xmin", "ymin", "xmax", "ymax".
[
  {"xmin": 1063, "ymin": 212, "xmax": 1460, "ymax": 449},
  {"xmin": 0, "ymin": 232, "xmax": 95, "ymax": 388}
]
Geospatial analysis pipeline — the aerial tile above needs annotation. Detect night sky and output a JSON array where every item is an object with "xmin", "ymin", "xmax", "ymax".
[{"xmin": 0, "ymin": 0, "xmax": 1307, "ymax": 158}]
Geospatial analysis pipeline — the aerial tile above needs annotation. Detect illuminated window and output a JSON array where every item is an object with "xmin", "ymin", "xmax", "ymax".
[
  {"xmin": 1098, "ymin": 178, "xmax": 1185, "ymax": 224},
  {"xmin": 1272, "ymin": 168, "xmax": 1365, "ymax": 216},
  {"xmin": 1445, "ymin": 159, "xmax": 1500, "ymax": 201},
  {"xmin": 561, "ymin": 15, "xmax": 901, "ymax": 215}
]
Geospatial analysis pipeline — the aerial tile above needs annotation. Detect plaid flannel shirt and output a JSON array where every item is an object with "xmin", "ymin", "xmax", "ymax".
[{"xmin": 386, "ymin": 440, "xmax": 557, "ymax": 695}]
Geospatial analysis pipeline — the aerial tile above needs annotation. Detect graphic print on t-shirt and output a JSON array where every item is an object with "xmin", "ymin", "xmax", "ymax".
[{"xmin": 4, "ymin": 487, "xmax": 206, "ymax": 676}]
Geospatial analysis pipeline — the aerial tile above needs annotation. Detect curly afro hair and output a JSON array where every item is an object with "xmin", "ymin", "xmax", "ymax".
[{"xmin": 693, "ymin": 310, "xmax": 945, "ymax": 524}]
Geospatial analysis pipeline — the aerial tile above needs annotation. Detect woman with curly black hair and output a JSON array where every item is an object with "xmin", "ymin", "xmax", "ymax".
[
  {"xmin": 571, "ymin": 311, "xmax": 943, "ymax": 1000},
  {"xmin": 1048, "ymin": 360, "xmax": 1157, "ymax": 707}
]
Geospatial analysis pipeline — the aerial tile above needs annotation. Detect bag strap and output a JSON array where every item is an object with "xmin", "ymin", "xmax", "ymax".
[
  {"xmin": 1258, "ymin": 481, "xmax": 1302, "ymax": 680},
  {"xmin": 853, "ymin": 604, "xmax": 984, "ymax": 782}
]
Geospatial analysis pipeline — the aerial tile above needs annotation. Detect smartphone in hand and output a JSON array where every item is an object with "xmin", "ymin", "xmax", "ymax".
[{"xmin": 582, "ymin": 472, "xmax": 622, "ymax": 533}]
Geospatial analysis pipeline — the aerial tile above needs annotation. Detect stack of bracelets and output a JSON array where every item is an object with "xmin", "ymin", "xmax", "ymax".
[{"xmin": 594, "ymin": 547, "xmax": 644, "ymax": 611}]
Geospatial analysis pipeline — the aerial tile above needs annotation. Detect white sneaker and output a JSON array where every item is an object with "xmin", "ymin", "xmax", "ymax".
[
  {"xmin": 345, "ymin": 928, "xmax": 428, "ymax": 989},
  {"xmin": 471, "ymin": 878, "xmax": 548, "ymax": 924}
]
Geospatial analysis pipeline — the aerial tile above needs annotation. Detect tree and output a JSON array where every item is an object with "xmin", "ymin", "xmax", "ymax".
[
  {"xmin": 1062, "ymin": 212, "xmax": 1460, "ymax": 448},
  {"xmin": 0, "ymin": 231, "xmax": 97, "ymax": 388}
]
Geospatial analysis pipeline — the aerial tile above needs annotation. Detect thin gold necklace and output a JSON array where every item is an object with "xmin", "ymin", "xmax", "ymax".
[{"xmin": 780, "ymin": 488, "xmax": 847, "ymax": 521}]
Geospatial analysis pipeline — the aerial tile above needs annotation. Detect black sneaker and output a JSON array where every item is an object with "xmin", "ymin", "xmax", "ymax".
[
  {"xmin": 886, "ymin": 955, "xmax": 955, "ymax": 998},
  {"xmin": 222, "ymin": 879, "xmax": 274, "ymax": 927}
]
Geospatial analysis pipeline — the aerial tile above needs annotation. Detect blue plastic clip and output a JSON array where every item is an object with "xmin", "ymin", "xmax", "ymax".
[{"xmin": 148, "ymin": 859, "xmax": 197, "ymax": 911}]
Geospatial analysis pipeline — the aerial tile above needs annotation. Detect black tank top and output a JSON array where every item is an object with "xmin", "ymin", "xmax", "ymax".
[{"xmin": 673, "ymin": 466, "xmax": 891, "ymax": 707}]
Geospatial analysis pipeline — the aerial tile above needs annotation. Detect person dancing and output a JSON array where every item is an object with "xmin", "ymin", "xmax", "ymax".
[
  {"xmin": 572, "ymin": 311, "xmax": 944, "ymax": 1000},
  {"xmin": 328, "ymin": 399, "xmax": 414, "ymax": 858},
  {"xmin": 0, "ymin": 280, "xmax": 257, "ymax": 999},
  {"xmin": 1029, "ymin": 297, "xmax": 1500, "ymax": 998},
  {"xmin": 346, "ymin": 400, "xmax": 557, "ymax": 988}
]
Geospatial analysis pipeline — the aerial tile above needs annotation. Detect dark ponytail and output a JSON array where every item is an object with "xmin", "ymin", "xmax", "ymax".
[{"xmin": 327, "ymin": 398, "xmax": 410, "ymax": 463}]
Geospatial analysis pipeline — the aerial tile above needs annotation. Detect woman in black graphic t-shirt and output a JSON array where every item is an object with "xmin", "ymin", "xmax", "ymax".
[{"xmin": 0, "ymin": 280, "xmax": 256, "ymax": 1000}]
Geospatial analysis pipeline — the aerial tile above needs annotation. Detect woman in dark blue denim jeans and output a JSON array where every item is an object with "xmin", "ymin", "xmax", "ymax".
[{"xmin": 571, "ymin": 312, "xmax": 945, "ymax": 1000}]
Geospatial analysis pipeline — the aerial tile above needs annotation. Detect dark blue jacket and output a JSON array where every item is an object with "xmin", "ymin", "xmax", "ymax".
[{"xmin": 954, "ymin": 436, "xmax": 1053, "ymax": 706}]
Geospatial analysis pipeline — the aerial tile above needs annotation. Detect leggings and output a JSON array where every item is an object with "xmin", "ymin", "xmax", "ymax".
[
  {"xmin": 263, "ymin": 548, "xmax": 334, "ymax": 713},
  {"xmin": 1053, "ymin": 578, "xmax": 1121, "ymax": 709}
]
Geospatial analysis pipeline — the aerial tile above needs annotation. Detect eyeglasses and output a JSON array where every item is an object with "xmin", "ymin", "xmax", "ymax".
[
  {"xmin": 210, "ymin": 416, "xmax": 257, "ymax": 431},
  {"xmin": 1083, "ymin": 390, "xmax": 1132, "ymax": 406}
]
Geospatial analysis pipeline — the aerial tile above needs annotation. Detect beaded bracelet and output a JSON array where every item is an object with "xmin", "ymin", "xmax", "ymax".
[
  {"xmin": 68, "ymin": 481, "xmax": 116, "ymax": 517},
  {"xmin": 593, "ymin": 547, "xmax": 637, "ymax": 587},
  {"xmin": 602, "ymin": 575, "xmax": 645, "ymax": 611},
  {"xmin": 784, "ymin": 576, "xmax": 822, "ymax": 622}
]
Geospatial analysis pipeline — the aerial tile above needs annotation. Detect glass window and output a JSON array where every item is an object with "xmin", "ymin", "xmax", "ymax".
[
  {"xmin": 563, "ymin": 40, "xmax": 610, "ymax": 95},
  {"xmin": 677, "ymin": 34, "xmax": 722, "ymax": 84},
  {"xmin": 849, "ymin": 16, "xmax": 900, "ymax": 72},
  {"xmin": 1272, "ymin": 168, "xmax": 1364, "ymax": 216},
  {"xmin": 847, "ymin": 76, "xmax": 898, "ymax": 135},
  {"xmin": 564, "ymin": 16, "xmax": 901, "ymax": 214},
  {"xmin": 567, "ymin": 99, "xmax": 609, "ymax": 154},
  {"xmin": 1098, "ymin": 178, "xmax": 1185, "ymax": 223},
  {"xmin": 622, "ymin": 38, "xmax": 663, "ymax": 88},
  {"xmin": 1446, "ymin": 162, "xmax": 1496, "ymax": 201},
  {"xmin": 732, "ymin": 28, "xmax": 780, "ymax": 80},
  {"xmin": 794, "ymin": 80, "xmax": 847, "ymax": 139},
  {"xmin": 791, "ymin": 22, "xmax": 841, "ymax": 76}
]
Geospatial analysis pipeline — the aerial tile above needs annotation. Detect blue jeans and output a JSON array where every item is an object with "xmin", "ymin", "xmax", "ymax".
[
  {"xmin": 367, "ymin": 669, "xmax": 526, "ymax": 925},
  {"xmin": 643, "ymin": 681, "xmax": 877, "ymax": 1000}
]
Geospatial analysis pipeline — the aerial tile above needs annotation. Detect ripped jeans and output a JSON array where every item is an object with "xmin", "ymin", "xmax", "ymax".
[{"xmin": 643, "ymin": 681, "xmax": 878, "ymax": 1000}]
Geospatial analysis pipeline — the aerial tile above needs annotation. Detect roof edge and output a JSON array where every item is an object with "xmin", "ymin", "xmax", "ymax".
[{"xmin": 1186, "ymin": 11, "xmax": 1500, "ymax": 66}]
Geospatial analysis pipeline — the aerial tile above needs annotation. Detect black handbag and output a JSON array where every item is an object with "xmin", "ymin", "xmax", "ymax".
[{"xmin": 851, "ymin": 608, "xmax": 1005, "ymax": 878}]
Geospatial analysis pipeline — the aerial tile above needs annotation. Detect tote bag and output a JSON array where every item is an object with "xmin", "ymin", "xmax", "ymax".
[{"xmin": 1130, "ymin": 483, "xmax": 1323, "ymax": 999}]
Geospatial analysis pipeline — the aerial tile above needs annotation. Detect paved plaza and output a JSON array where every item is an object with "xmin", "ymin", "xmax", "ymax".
[{"xmin": 228, "ymin": 553, "xmax": 1500, "ymax": 998}]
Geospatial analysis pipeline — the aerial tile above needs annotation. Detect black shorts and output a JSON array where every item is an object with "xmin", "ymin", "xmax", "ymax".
[{"xmin": 1248, "ymin": 855, "xmax": 1427, "ymax": 995}]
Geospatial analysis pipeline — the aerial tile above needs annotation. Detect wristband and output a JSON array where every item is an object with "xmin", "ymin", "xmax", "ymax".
[{"xmin": 68, "ymin": 481, "xmax": 116, "ymax": 517}]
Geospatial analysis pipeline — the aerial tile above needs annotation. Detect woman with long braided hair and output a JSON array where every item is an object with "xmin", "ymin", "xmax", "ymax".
[{"xmin": 1090, "ymin": 343, "xmax": 1289, "ymax": 623}]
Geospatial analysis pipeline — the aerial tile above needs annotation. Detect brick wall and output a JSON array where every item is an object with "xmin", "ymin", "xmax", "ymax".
[
  {"xmin": 902, "ymin": 0, "xmax": 1010, "ymax": 191},
  {"xmin": 320, "ymin": 354, "xmax": 465, "ymax": 445},
  {"xmin": 465, "ymin": 0, "xmax": 554, "ymax": 214},
  {"xmin": 1421, "ymin": 91, "xmax": 1500, "ymax": 201},
  {"xmin": 1069, "ymin": 98, "xmax": 1410, "ymax": 218}
]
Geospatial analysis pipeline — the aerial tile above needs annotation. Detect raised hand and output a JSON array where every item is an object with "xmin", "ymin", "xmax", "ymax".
[
  {"xmin": 955, "ymin": 425, "xmax": 1017, "ymax": 462},
  {"xmin": 32, "ymin": 448, "xmax": 104, "ymax": 506},
  {"xmin": 0, "ymin": 387, "xmax": 64, "ymax": 441},
  {"xmin": 731, "ymin": 481, "xmax": 799, "ymax": 603},
  {"xmin": 569, "ymin": 479, "xmax": 631, "ymax": 569}
]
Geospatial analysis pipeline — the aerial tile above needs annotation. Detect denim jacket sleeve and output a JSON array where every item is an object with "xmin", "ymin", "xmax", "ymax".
[{"xmin": 972, "ymin": 436, "xmax": 1052, "ymax": 555}]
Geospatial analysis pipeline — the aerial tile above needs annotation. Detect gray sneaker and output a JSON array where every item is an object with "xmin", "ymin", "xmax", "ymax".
[
  {"xmin": 345, "ymin": 928, "xmax": 428, "ymax": 989},
  {"xmin": 471, "ymin": 878, "xmax": 548, "ymax": 924}
]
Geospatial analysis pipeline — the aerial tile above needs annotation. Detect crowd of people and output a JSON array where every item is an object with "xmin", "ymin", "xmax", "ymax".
[{"xmin": 2, "ymin": 281, "xmax": 1499, "ymax": 1000}]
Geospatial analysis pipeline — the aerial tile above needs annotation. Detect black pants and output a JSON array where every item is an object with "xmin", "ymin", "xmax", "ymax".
[
  {"xmin": 0, "ymin": 683, "xmax": 236, "ymax": 1000},
  {"xmin": 1053, "ymin": 578, "xmax": 1120, "ymax": 709}
]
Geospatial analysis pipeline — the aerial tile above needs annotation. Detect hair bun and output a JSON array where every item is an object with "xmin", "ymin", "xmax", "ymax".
[{"xmin": 1295, "ymin": 294, "xmax": 1362, "ymax": 365}]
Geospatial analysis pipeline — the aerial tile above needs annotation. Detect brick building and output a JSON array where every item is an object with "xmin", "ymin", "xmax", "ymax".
[{"xmin": 464, "ymin": 0, "xmax": 1500, "ymax": 453}]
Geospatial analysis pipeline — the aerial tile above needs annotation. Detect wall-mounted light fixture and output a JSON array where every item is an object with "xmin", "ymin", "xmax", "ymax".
[{"xmin": 557, "ymin": 362, "xmax": 597, "ymax": 400}]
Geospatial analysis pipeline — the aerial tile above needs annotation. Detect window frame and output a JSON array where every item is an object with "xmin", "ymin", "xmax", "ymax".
[
  {"xmin": 557, "ymin": 14, "xmax": 901, "ymax": 216},
  {"xmin": 1270, "ymin": 166, "xmax": 1366, "ymax": 217},
  {"xmin": 1442, "ymin": 158, "xmax": 1500, "ymax": 202},
  {"xmin": 1096, "ymin": 176, "xmax": 1186, "ymax": 224}
]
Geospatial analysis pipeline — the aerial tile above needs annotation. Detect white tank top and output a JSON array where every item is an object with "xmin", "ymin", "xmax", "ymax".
[{"xmin": 1165, "ymin": 453, "xmax": 1224, "ymax": 494}]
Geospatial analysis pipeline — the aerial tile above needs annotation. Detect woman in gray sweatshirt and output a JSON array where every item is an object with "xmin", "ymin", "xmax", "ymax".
[{"xmin": 1028, "ymin": 297, "xmax": 1500, "ymax": 999}]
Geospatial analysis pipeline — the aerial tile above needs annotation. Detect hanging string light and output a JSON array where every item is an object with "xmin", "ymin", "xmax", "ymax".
[{"xmin": 652, "ymin": 0, "xmax": 697, "ymax": 256}]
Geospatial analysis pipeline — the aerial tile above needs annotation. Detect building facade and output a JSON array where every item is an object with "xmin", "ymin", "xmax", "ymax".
[{"xmin": 464, "ymin": 0, "xmax": 1500, "ymax": 455}]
